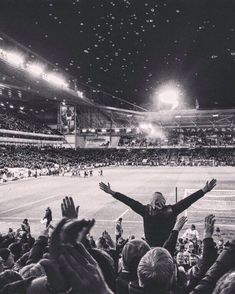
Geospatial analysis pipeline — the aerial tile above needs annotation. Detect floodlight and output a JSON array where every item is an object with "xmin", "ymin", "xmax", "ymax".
[
  {"xmin": 44, "ymin": 72, "xmax": 68, "ymax": 88},
  {"xmin": 26, "ymin": 63, "xmax": 44, "ymax": 77},
  {"xmin": 158, "ymin": 88, "xmax": 179, "ymax": 109},
  {"xmin": 5, "ymin": 51, "xmax": 25, "ymax": 67},
  {"xmin": 155, "ymin": 82, "xmax": 183, "ymax": 110},
  {"xmin": 77, "ymin": 90, "xmax": 84, "ymax": 98}
]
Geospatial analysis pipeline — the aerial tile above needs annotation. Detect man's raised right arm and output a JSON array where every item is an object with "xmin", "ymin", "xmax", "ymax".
[{"xmin": 99, "ymin": 182, "xmax": 145, "ymax": 216}]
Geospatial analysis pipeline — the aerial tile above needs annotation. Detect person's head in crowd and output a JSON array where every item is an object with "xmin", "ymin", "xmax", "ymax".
[
  {"xmin": 122, "ymin": 239, "xmax": 150, "ymax": 280},
  {"xmin": 19, "ymin": 263, "xmax": 46, "ymax": 279},
  {"xmin": 191, "ymin": 224, "xmax": 196, "ymax": 231},
  {"xmin": 189, "ymin": 254, "xmax": 199, "ymax": 267},
  {"xmin": 215, "ymin": 227, "xmax": 221, "ymax": 234},
  {"xmin": 0, "ymin": 249, "xmax": 15, "ymax": 269},
  {"xmin": 23, "ymin": 218, "xmax": 29, "ymax": 225},
  {"xmin": 218, "ymin": 239, "xmax": 224, "ymax": 248},
  {"xmin": 149, "ymin": 192, "xmax": 166, "ymax": 210},
  {"xmin": 118, "ymin": 217, "xmax": 122, "ymax": 223},
  {"xmin": 176, "ymin": 252, "xmax": 185, "ymax": 266},
  {"xmin": 0, "ymin": 270, "xmax": 22, "ymax": 290},
  {"xmin": 183, "ymin": 251, "xmax": 190, "ymax": 265},
  {"xmin": 137, "ymin": 247, "xmax": 174, "ymax": 293},
  {"xmin": 187, "ymin": 241, "xmax": 194, "ymax": 253},
  {"xmin": 96, "ymin": 237, "xmax": 109, "ymax": 250},
  {"xmin": 128, "ymin": 234, "xmax": 135, "ymax": 240},
  {"xmin": 8, "ymin": 242, "xmax": 22, "ymax": 262},
  {"xmin": 212, "ymin": 269, "xmax": 235, "ymax": 294}
]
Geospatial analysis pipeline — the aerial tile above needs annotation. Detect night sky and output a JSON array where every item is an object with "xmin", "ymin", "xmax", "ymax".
[{"xmin": 0, "ymin": 0, "xmax": 235, "ymax": 110}]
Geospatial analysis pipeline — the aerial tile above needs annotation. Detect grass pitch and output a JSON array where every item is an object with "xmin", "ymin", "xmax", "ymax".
[{"xmin": 0, "ymin": 166, "xmax": 234, "ymax": 241}]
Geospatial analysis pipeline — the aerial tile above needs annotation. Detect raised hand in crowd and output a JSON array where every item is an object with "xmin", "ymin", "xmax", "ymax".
[
  {"xmin": 39, "ymin": 216, "xmax": 113, "ymax": 294},
  {"xmin": 61, "ymin": 196, "xmax": 80, "ymax": 219},
  {"xmin": 204, "ymin": 214, "xmax": 216, "ymax": 239},
  {"xmin": 173, "ymin": 216, "xmax": 188, "ymax": 232},
  {"xmin": 59, "ymin": 243, "xmax": 113, "ymax": 294},
  {"xmin": 99, "ymin": 182, "xmax": 115, "ymax": 195},
  {"xmin": 202, "ymin": 179, "xmax": 217, "ymax": 193}
]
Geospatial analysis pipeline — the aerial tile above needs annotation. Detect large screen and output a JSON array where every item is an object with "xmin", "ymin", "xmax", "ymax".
[{"xmin": 59, "ymin": 104, "xmax": 76, "ymax": 134}]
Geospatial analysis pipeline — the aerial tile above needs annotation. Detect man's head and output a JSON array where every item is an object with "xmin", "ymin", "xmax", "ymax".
[
  {"xmin": 213, "ymin": 269, "xmax": 235, "ymax": 294},
  {"xmin": 118, "ymin": 218, "xmax": 122, "ymax": 223},
  {"xmin": 122, "ymin": 239, "xmax": 150, "ymax": 278},
  {"xmin": 176, "ymin": 252, "xmax": 184, "ymax": 265},
  {"xmin": 191, "ymin": 224, "xmax": 196, "ymax": 231},
  {"xmin": 187, "ymin": 242, "xmax": 194, "ymax": 253},
  {"xmin": 218, "ymin": 239, "xmax": 224, "ymax": 247},
  {"xmin": 189, "ymin": 254, "xmax": 199, "ymax": 267},
  {"xmin": 138, "ymin": 247, "xmax": 174, "ymax": 292},
  {"xmin": 150, "ymin": 192, "xmax": 166, "ymax": 210}
]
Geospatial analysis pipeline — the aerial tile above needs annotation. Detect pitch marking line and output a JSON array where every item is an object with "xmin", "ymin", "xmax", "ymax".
[
  {"xmin": 0, "ymin": 217, "xmax": 233, "ymax": 227},
  {"xmin": 0, "ymin": 194, "xmax": 63, "ymax": 216},
  {"xmin": 115, "ymin": 209, "xmax": 130, "ymax": 222}
]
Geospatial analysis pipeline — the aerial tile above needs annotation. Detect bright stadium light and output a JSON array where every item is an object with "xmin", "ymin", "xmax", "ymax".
[
  {"xmin": 26, "ymin": 63, "xmax": 45, "ymax": 77},
  {"xmin": 5, "ymin": 51, "xmax": 25, "ymax": 68},
  {"xmin": 44, "ymin": 72, "xmax": 68, "ymax": 88},
  {"xmin": 158, "ymin": 87, "xmax": 180, "ymax": 109},
  {"xmin": 77, "ymin": 90, "xmax": 84, "ymax": 98},
  {"xmin": 154, "ymin": 82, "xmax": 183, "ymax": 110}
]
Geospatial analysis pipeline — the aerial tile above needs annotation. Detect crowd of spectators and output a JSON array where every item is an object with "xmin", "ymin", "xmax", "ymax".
[
  {"xmin": 119, "ymin": 127, "xmax": 235, "ymax": 148},
  {"xmin": 0, "ymin": 146, "xmax": 234, "ymax": 178},
  {"xmin": 0, "ymin": 107, "xmax": 55, "ymax": 135},
  {"xmin": 0, "ymin": 193, "xmax": 234, "ymax": 294}
]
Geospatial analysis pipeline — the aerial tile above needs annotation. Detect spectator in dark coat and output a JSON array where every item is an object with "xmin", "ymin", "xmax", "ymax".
[
  {"xmin": 43, "ymin": 207, "xmax": 52, "ymax": 228},
  {"xmin": 99, "ymin": 179, "xmax": 216, "ymax": 247}
]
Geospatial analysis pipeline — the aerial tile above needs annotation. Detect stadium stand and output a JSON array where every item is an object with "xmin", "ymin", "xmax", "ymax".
[{"xmin": 0, "ymin": 107, "xmax": 55, "ymax": 134}]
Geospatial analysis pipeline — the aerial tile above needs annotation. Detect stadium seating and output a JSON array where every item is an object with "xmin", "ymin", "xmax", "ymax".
[{"xmin": 0, "ymin": 107, "xmax": 56, "ymax": 135}]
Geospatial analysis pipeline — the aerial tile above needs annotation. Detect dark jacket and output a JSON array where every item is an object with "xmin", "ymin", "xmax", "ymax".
[
  {"xmin": 186, "ymin": 237, "xmax": 218, "ymax": 292},
  {"xmin": 43, "ymin": 209, "xmax": 52, "ymax": 222},
  {"xmin": 129, "ymin": 281, "xmax": 173, "ymax": 294},
  {"xmin": 116, "ymin": 271, "xmax": 131, "ymax": 294},
  {"xmin": 191, "ymin": 239, "xmax": 235, "ymax": 294},
  {"xmin": 113, "ymin": 190, "xmax": 204, "ymax": 247}
]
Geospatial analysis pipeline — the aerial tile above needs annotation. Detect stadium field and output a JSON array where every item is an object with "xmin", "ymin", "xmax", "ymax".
[{"xmin": 0, "ymin": 166, "xmax": 234, "ymax": 240}]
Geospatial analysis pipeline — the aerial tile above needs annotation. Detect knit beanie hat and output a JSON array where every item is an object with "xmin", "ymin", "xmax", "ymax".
[
  {"xmin": 122, "ymin": 239, "xmax": 150, "ymax": 276},
  {"xmin": 0, "ymin": 248, "xmax": 10, "ymax": 263}
]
